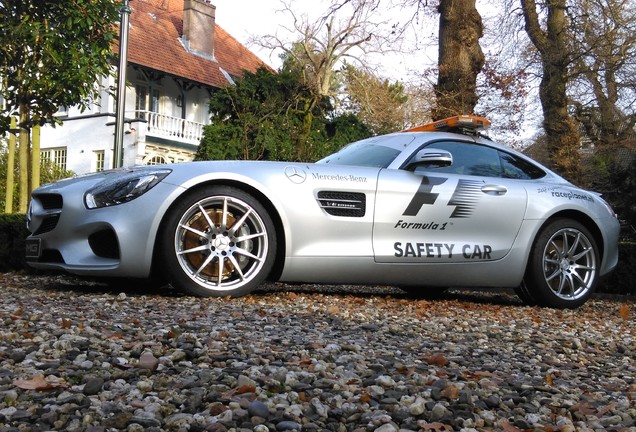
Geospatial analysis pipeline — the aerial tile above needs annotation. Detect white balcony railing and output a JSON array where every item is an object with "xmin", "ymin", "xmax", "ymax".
[{"xmin": 135, "ymin": 110, "xmax": 205, "ymax": 145}]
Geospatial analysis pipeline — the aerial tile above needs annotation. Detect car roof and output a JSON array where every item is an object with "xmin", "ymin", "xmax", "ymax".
[{"xmin": 382, "ymin": 130, "xmax": 563, "ymax": 183}]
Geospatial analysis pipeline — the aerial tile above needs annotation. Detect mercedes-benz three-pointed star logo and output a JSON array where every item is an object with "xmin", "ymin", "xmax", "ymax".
[{"xmin": 284, "ymin": 166, "xmax": 307, "ymax": 184}]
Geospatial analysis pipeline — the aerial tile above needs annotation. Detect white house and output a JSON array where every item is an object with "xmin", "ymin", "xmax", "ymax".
[{"xmin": 40, "ymin": 0, "xmax": 268, "ymax": 174}]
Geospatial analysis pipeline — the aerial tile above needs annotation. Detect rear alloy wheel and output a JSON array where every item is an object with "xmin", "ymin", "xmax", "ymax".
[
  {"xmin": 524, "ymin": 218, "xmax": 599, "ymax": 308},
  {"xmin": 161, "ymin": 186, "xmax": 276, "ymax": 297}
]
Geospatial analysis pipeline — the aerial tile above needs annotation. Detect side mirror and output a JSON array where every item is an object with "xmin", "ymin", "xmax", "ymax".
[{"xmin": 406, "ymin": 148, "xmax": 453, "ymax": 170}]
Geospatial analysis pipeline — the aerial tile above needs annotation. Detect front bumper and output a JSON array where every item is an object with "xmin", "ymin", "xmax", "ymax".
[{"xmin": 26, "ymin": 178, "xmax": 179, "ymax": 278}]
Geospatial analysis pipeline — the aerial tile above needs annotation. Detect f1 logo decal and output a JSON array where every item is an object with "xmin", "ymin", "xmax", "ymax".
[
  {"xmin": 402, "ymin": 177, "xmax": 482, "ymax": 218},
  {"xmin": 402, "ymin": 176, "xmax": 447, "ymax": 216}
]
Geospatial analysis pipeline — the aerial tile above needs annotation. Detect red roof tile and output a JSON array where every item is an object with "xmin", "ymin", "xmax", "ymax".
[{"xmin": 126, "ymin": 0, "xmax": 268, "ymax": 88}]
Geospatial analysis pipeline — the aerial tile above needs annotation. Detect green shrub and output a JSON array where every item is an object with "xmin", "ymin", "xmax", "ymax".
[
  {"xmin": 587, "ymin": 146, "xmax": 635, "ymax": 242},
  {"xmin": 1, "ymin": 142, "xmax": 74, "ymax": 212},
  {"xmin": 598, "ymin": 242, "xmax": 636, "ymax": 296},
  {"xmin": 0, "ymin": 213, "xmax": 28, "ymax": 272}
]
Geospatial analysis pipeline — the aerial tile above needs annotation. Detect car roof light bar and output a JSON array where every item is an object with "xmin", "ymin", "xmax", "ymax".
[{"xmin": 403, "ymin": 115, "xmax": 491, "ymax": 134}]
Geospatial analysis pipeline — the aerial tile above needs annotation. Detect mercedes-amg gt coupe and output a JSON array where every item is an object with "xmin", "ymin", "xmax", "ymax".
[{"xmin": 26, "ymin": 115, "xmax": 620, "ymax": 308}]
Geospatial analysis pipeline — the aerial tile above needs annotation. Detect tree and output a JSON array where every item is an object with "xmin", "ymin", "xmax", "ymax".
[
  {"xmin": 520, "ymin": 0, "xmax": 582, "ymax": 181},
  {"xmin": 468, "ymin": 0, "xmax": 537, "ymax": 147},
  {"xmin": 196, "ymin": 66, "xmax": 371, "ymax": 163},
  {"xmin": 569, "ymin": 0, "xmax": 636, "ymax": 148},
  {"xmin": 0, "ymin": 0, "xmax": 120, "ymax": 212},
  {"xmin": 433, "ymin": 0, "xmax": 485, "ymax": 119},
  {"xmin": 197, "ymin": 67, "xmax": 308, "ymax": 162},
  {"xmin": 259, "ymin": 0, "xmax": 400, "ymax": 159},
  {"xmin": 342, "ymin": 65, "xmax": 410, "ymax": 135}
]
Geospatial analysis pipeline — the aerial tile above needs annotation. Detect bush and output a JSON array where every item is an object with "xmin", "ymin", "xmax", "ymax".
[
  {"xmin": 587, "ymin": 145, "xmax": 635, "ymax": 242},
  {"xmin": 597, "ymin": 242, "xmax": 636, "ymax": 296},
  {"xmin": 0, "ymin": 213, "xmax": 29, "ymax": 272},
  {"xmin": 1, "ymin": 142, "xmax": 74, "ymax": 211}
]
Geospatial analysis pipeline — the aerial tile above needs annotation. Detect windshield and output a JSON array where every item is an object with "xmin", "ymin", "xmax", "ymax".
[{"xmin": 317, "ymin": 134, "xmax": 412, "ymax": 168}]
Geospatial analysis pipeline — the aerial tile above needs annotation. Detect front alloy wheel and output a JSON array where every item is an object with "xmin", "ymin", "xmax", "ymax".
[
  {"xmin": 161, "ymin": 186, "xmax": 276, "ymax": 297},
  {"xmin": 524, "ymin": 218, "xmax": 599, "ymax": 308}
]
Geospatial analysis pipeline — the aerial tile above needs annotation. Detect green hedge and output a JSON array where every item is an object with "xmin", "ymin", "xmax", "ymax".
[
  {"xmin": 598, "ymin": 242, "xmax": 636, "ymax": 296},
  {"xmin": 0, "ymin": 213, "xmax": 29, "ymax": 272},
  {"xmin": 1, "ymin": 213, "xmax": 634, "ymax": 296}
]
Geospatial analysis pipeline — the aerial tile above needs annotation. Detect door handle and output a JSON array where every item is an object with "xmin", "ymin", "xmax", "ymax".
[{"xmin": 481, "ymin": 184, "xmax": 508, "ymax": 195}]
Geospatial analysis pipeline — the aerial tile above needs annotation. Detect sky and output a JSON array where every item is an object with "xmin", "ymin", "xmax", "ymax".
[
  {"xmin": 212, "ymin": 0, "xmax": 320, "ymax": 69},
  {"xmin": 211, "ymin": 0, "xmax": 440, "ymax": 82}
]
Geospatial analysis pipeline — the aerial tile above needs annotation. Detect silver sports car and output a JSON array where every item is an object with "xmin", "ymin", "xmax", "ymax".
[{"xmin": 26, "ymin": 115, "xmax": 620, "ymax": 308}]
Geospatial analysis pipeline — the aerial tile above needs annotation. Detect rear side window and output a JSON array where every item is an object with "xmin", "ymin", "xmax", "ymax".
[
  {"xmin": 413, "ymin": 141, "xmax": 546, "ymax": 179},
  {"xmin": 499, "ymin": 152, "xmax": 546, "ymax": 179}
]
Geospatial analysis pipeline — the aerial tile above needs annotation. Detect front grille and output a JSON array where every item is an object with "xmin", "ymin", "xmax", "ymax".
[
  {"xmin": 38, "ymin": 194, "xmax": 63, "ymax": 210},
  {"xmin": 31, "ymin": 193, "xmax": 63, "ymax": 235},
  {"xmin": 34, "ymin": 214, "xmax": 60, "ymax": 235},
  {"xmin": 317, "ymin": 191, "xmax": 366, "ymax": 217}
]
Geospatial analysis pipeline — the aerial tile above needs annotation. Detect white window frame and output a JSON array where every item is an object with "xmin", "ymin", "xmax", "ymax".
[
  {"xmin": 94, "ymin": 150, "xmax": 105, "ymax": 172},
  {"xmin": 41, "ymin": 147, "xmax": 68, "ymax": 170}
]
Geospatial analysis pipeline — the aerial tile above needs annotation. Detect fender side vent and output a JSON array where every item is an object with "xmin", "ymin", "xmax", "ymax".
[{"xmin": 317, "ymin": 191, "xmax": 366, "ymax": 217}]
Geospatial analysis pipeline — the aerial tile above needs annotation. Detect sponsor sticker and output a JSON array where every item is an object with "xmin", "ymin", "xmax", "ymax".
[{"xmin": 537, "ymin": 187, "xmax": 594, "ymax": 202}]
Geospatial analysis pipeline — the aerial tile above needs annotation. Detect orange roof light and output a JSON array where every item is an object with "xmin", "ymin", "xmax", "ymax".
[{"xmin": 404, "ymin": 115, "xmax": 491, "ymax": 133}]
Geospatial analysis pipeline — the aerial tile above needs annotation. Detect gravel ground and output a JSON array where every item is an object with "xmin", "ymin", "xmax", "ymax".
[{"xmin": 0, "ymin": 272, "xmax": 634, "ymax": 432}]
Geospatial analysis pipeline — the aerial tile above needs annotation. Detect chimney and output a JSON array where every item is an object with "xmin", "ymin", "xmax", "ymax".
[{"xmin": 183, "ymin": 0, "xmax": 216, "ymax": 58}]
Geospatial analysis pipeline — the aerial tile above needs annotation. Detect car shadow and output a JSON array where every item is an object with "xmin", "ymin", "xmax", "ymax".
[
  {"xmin": 30, "ymin": 271, "xmax": 524, "ymax": 307},
  {"xmin": 255, "ymin": 282, "xmax": 526, "ymax": 307},
  {"xmin": 28, "ymin": 271, "xmax": 186, "ymax": 298}
]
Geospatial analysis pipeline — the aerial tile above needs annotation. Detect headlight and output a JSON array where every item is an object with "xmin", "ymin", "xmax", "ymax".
[{"xmin": 84, "ymin": 168, "xmax": 172, "ymax": 209}]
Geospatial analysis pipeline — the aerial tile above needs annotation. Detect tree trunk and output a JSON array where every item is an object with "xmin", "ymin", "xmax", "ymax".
[
  {"xmin": 520, "ymin": 0, "xmax": 581, "ymax": 181},
  {"xmin": 295, "ymin": 97, "xmax": 318, "ymax": 161},
  {"xmin": 433, "ymin": 0, "xmax": 485, "ymax": 120}
]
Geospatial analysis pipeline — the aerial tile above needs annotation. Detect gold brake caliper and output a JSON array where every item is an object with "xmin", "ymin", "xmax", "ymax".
[{"xmin": 183, "ymin": 209, "xmax": 238, "ymax": 280}]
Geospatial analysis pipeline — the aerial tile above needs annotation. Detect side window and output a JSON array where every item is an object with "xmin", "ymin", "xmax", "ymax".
[
  {"xmin": 499, "ymin": 151, "xmax": 546, "ymax": 179},
  {"xmin": 419, "ymin": 141, "xmax": 502, "ymax": 177}
]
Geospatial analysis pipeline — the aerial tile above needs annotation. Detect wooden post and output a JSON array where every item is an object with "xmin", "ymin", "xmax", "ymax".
[
  {"xmin": 18, "ymin": 111, "xmax": 30, "ymax": 214},
  {"xmin": 31, "ymin": 124, "xmax": 41, "ymax": 191},
  {"xmin": 4, "ymin": 117, "xmax": 17, "ymax": 213}
]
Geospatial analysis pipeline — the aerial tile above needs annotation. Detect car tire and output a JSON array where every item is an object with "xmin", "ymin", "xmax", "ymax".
[
  {"xmin": 514, "ymin": 281, "xmax": 538, "ymax": 306},
  {"xmin": 159, "ymin": 185, "xmax": 276, "ymax": 297},
  {"xmin": 524, "ymin": 218, "xmax": 599, "ymax": 309}
]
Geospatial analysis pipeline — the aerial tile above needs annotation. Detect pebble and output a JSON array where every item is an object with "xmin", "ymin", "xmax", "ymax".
[
  {"xmin": 82, "ymin": 376, "xmax": 104, "ymax": 395},
  {"xmin": 248, "ymin": 400, "xmax": 270, "ymax": 418},
  {"xmin": 0, "ymin": 273, "xmax": 634, "ymax": 431}
]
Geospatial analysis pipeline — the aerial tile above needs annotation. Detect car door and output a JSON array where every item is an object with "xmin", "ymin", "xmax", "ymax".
[{"xmin": 373, "ymin": 140, "xmax": 528, "ymax": 263}]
